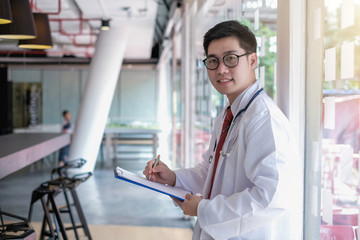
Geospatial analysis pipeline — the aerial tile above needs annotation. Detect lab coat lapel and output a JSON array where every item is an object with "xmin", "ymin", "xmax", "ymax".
[
  {"xmin": 211, "ymin": 82, "xmax": 262, "ymax": 193},
  {"xmin": 203, "ymin": 162, "xmax": 214, "ymax": 198},
  {"xmin": 202, "ymin": 109, "xmax": 225, "ymax": 198}
]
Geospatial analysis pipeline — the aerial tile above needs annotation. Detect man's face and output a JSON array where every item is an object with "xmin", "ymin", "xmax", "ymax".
[
  {"xmin": 206, "ymin": 36, "xmax": 257, "ymax": 104},
  {"xmin": 64, "ymin": 112, "xmax": 72, "ymax": 122}
]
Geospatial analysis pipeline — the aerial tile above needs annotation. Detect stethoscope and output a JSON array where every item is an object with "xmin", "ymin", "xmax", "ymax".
[{"xmin": 209, "ymin": 88, "xmax": 263, "ymax": 163}]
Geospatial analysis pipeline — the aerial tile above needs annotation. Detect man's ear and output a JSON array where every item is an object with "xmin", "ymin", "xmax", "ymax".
[{"xmin": 249, "ymin": 53, "xmax": 258, "ymax": 69}]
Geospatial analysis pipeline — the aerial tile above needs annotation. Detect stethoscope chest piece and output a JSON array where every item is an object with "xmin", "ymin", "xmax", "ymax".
[{"xmin": 220, "ymin": 150, "xmax": 231, "ymax": 157}]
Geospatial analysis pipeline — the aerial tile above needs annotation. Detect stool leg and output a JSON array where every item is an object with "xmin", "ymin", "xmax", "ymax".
[
  {"xmin": 63, "ymin": 189, "xmax": 80, "ymax": 239},
  {"xmin": 70, "ymin": 189, "xmax": 92, "ymax": 240},
  {"xmin": 49, "ymin": 192, "xmax": 68, "ymax": 240},
  {"xmin": 53, "ymin": 213, "xmax": 61, "ymax": 240},
  {"xmin": 40, "ymin": 196, "xmax": 56, "ymax": 240},
  {"xmin": 101, "ymin": 142, "xmax": 105, "ymax": 167},
  {"xmin": 113, "ymin": 136, "xmax": 117, "ymax": 163}
]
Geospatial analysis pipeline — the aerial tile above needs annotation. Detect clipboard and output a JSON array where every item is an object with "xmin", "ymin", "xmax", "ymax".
[{"xmin": 114, "ymin": 166, "xmax": 191, "ymax": 201}]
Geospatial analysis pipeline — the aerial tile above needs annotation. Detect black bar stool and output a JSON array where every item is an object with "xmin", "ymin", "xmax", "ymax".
[
  {"xmin": 28, "ymin": 159, "xmax": 92, "ymax": 240},
  {"xmin": 0, "ymin": 209, "xmax": 36, "ymax": 239}
]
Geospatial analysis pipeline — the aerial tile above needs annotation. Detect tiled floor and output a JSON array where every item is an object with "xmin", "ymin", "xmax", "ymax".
[
  {"xmin": 29, "ymin": 222, "xmax": 194, "ymax": 240},
  {"xmin": 0, "ymin": 150, "xmax": 195, "ymax": 232}
]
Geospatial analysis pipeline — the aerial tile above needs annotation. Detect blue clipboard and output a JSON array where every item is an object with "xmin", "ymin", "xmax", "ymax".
[{"xmin": 114, "ymin": 167, "xmax": 191, "ymax": 201}]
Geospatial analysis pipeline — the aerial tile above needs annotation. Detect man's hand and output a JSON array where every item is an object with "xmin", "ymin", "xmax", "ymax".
[
  {"xmin": 143, "ymin": 159, "xmax": 176, "ymax": 186},
  {"xmin": 172, "ymin": 194, "xmax": 203, "ymax": 216}
]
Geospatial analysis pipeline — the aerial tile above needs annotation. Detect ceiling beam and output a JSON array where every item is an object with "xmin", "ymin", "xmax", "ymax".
[{"xmin": 0, "ymin": 57, "xmax": 158, "ymax": 65}]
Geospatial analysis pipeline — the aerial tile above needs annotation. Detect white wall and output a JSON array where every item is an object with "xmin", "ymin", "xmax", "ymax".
[
  {"xmin": 109, "ymin": 68, "xmax": 157, "ymax": 123},
  {"xmin": 10, "ymin": 66, "xmax": 158, "ymax": 127}
]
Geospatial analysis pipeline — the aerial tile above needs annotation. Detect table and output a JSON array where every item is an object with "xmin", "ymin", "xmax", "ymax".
[
  {"xmin": 0, "ymin": 133, "xmax": 70, "ymax": 179},
  {"xmin": 103, "ymin": 128, "xmax": 160, "ymax": 161}
]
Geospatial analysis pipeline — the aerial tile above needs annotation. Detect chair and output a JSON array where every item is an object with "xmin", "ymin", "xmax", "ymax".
[
  {"xmin": 28, "ymin": 159, "xmax": 92, "ymax": 240},
  {"xmin": 112, "ymin": 132, "xmax": 158, "ymax": 161},
  {"xmin": 320, "ymin": 225, "xmax": 355, "ymax": 240},
  {"xmin": 0, "ymin": 209, "xmax": 36, "ymax": 240},
  {"xmin": 355, "ymin": 227, "xmax": 359, "ymax": 240},
  {"xmin": 333, "ymin": 212, "xmax": 358, "ymax": 226}
]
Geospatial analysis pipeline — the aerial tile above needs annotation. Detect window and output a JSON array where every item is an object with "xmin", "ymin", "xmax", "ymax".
[
  {"xmin": 192, "ymin": 0, "xmax": 278, "ymax": 165},
  {"xmin": 320, "ymin": 0, "xmax": 360, "ymax": 238}
]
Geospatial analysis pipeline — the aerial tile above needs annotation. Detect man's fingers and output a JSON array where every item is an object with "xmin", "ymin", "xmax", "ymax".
[
  {"xmin": 151, "ymin": 166, "xmax": 158, "ymax": 173},
  {"xmin": 185, "ymin": 194, "xmax": 192, "ymax": 200},
  {"xmin": 147, "ymin": 159, "xmax": 156, "ymax": 173},
  {"xmin": 143, "ymin": 159, "xmax": 157, "ymax": 179},
  {"xmin": 171, "ymin": 197, "xmax": 183, "ymax": 206}
]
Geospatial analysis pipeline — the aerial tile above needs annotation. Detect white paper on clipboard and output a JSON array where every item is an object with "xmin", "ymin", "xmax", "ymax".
[{"xmin": 114, "ymin": 166, "xmax": 191, "ymax": 201}]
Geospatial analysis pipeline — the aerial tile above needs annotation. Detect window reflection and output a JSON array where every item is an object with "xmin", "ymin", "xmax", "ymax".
[
  {"xmin": 321, "ymin": 0, "xmax": 360, "ymax": 238},
  {"xmin": 192, "ymin": 0, "xmax": 278, "ymax": 165},
  {"xmin": 242, "ymin": 0, "xmax": 277, "ymax": 99}
]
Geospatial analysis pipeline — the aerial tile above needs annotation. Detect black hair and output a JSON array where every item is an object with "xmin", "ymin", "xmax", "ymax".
[
  {"xmin": 62, "ymin": 110, "xmax": 69, "ymax": 117},
  {"xmin": 203, "ymin": 20, "xmax": 257, "ymax": 56}
]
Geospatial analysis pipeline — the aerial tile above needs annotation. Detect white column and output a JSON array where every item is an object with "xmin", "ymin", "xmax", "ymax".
[
  {"xmin": 183, "ymin": 3, "xmax": 191, "ymax": 169},
  {"xmin": 276, "ymin": 0, "xmax": 290, "ymax": 118},
  {"xmin": 277, "ymin": 0, "xmax": 306, "ymax": 238},
  {"xmin": 67, "ymin": 27, "xmax": 127, "ymax": 176},
  {"xmin": 156, "ymin": 46, "xmax": 172, "ymax": 165}
]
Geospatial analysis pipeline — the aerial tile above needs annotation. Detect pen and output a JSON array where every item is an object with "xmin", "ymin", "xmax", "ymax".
[{"xmin": 148, "ymin": 154, "xmax": 160, "ymax": 180}]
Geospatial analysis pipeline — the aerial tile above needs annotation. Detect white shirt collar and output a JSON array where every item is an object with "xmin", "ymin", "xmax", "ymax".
[{"xmin": 226, "ymin": 81, "xmax": 262, "ymax": 118}]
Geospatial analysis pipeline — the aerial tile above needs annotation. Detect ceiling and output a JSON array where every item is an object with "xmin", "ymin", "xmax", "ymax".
[{"xmin": 0, "ymin": 0, "xmax": 179, "ymax": 62}]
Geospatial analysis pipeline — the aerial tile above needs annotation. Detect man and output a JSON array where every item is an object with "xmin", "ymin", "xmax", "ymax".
[
  {"xmin": 144, "ymin": 20, "xmax": 299, "ymax": 239},
  {"xmin": 58, "ymin": 110, "xmax": 73, "ymax": 166}
]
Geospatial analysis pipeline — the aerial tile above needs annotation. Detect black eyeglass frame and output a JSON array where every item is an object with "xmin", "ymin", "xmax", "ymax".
[{"xmin": 202, "ymin": 52, "xmax": 252, "ymax": 70}]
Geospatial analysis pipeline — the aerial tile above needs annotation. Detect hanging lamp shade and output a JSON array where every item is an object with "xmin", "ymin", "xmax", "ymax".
[
  {"xmin": 0, "ymin": 0, "xmax": 36, "ymax": 39},
  {"xmin": 101, "ymin": 19, "xmax": 110, "ymax": 31},
  {"xmin": 0, "ymin": 0, "xmax": 12, "ymax": 24},
  {"xmin": 18, "ymin": 13, "xmax": 53, "ymax": 49}
]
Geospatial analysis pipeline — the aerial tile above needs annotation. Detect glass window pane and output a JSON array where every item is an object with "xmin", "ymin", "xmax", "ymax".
[
  {"xmin": 192, "ymin": 0, "xmax": 278, "ymax": 165},
  {"xmin": 320, "ymin": 0, "xmax": 360, "ymax": 238},
  {"xmin": 242, "ymin": 0, "xmax": 277, "ymax": 99}
]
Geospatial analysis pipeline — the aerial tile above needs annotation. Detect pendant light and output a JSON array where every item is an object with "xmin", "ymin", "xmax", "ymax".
[
  {"xmin": 0, "ymin": 0, "xmax": 36, "ymax": 39},
  {"xmin": 0, "ymin": 0, "xmax": 12, "ymax": 24},
  {"xmin": 101, "ymin": 19, "xmax": 110, "ymax": 31},
  {"xmin": 18, "ymin": 13, "xmax": 53, "ymax": 49}
]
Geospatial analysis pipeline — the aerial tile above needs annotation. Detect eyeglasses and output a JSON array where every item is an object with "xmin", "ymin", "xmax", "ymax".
[{"xmin": 202, "ymin": 52, "xmax": 251, "ymax": 70}]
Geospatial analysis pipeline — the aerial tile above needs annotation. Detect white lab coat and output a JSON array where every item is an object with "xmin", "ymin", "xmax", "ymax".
[{"xmin": 175, "ymin": 81, "xmax": 301, "ymax": 240}]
